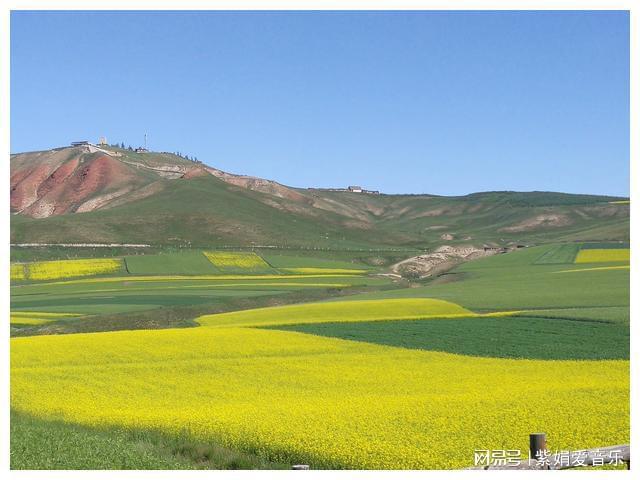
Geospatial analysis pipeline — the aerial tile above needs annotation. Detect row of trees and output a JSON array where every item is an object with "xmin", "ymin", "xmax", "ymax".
[
  {"xmin": 112, "ymin": 142, "xmax": 135, "ymax": 151},
  {"xmin": 174, "ymin": 151, "xmax": 201, "ymax": 163}
]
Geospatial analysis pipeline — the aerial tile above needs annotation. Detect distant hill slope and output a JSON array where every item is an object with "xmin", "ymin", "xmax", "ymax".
[{"xmin": 10, "ymin": 146, "xmax": 629, "ymax": 249}]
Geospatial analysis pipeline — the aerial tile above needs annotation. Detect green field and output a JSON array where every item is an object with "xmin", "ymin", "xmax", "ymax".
[
  {"xmin": 10, "ymin": 250, "xmax": 379, "ymax": 297},
  {"xmin": 337, "ymin": 244, "xmax": 629, "ymax": 311},
  {"xmin": 533, "ymin": 243, "xmax": 579, "ymax": 264},
  {"xmin": 260, "ymin": 253, "xmax": 372, "ymax": 269},
  {"xmin": 125, "ymin": 251, "xmax": 221, "ymax": 275},
  {"xmin": 515, "ymin": 306, "xmax": 629, "ymax": 324},
  {"xmin": 273, "ymin": 315, "xmax": 629, "ymax": 360},
  {"xmin": 11, "ymin": 272, "xmax": 390, "ymax": 335},
  {"xmin": 580, "ymin": 242, "xmax": 630, "ymax": 249}
]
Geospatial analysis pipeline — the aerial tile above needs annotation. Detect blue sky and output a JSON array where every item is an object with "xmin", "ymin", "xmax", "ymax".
[{"xmin": 11, "ymin": 11, "xmax": 629, "ymax": 196}]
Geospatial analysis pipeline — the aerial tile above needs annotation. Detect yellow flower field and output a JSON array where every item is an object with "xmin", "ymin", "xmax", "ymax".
[
  {"xmin": 574, "ymin": 249, "xmax": 630, "ymax": 264},
  {"xmin": 555, "ymin": 265, "xmax": 630, "ymax": 274},
  {"xmin": 11, "ymin": 326, "xmax": 629, "ymax": 469},
  {"xmin": 198, "ymin": 298, "xmax": 473, "ymax": 328},
  {"xmin": 20, "ymin": 258, "xmax": 123, "ymax": 281},
  {"xmin": 280, "ymin": 267, "xmax": 368, "ymax": 275},
  {"xmin": 10, "ymin": 264, "xmax": 26, "ymax": 281},
  {"xmin": 204, "ymin": 251, "xmax": 272, "ymax": 272}
]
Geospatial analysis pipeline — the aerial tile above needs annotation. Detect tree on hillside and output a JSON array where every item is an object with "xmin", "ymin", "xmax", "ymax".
[{"xmin": 120, "ymin": 142, "xmax": 125, "ymax": 149}]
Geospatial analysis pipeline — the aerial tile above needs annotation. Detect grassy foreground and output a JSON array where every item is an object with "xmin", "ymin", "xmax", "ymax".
[{"xmin": 10, "ymin": 411, "xmax": 285, "ymax": 470}]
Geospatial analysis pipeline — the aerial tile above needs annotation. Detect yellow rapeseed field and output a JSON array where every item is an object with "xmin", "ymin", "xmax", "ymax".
[
  {"xmin": 204, "ymin": 251, "xmax": 272, "ymax": 272},
  {"xmin": 24, "ymin": 258, "xmax": 123, "ymax": 281},
  {"xmin": 574, "ymin": 249, "xmax": 630, "ymax": 264},
  {"xmin": 555, "ymin": 265, "xmax": 630, "ymax": 274},
  {"xmin": 11, "ymin": 326, "xmax": 629, "ymax": 469},
  {"xmin": 280, "ymin": 267, "xmax": 367, "ymax": 275},
  {"xmin": 10, "ymin": 264, "xmax": 26, "ymax": 281},
  {"xmin": 197, "ymin": 298, "xmax": 473, "ymax": 328}
]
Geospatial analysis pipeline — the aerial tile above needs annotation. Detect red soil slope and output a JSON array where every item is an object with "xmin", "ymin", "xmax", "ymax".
[
  {"xmin": 10, "ymin": 146, "xmax": 310, "ymax": 219},
  {"xmin": 11, "ymin": 148, "xmax": 155, "ymax": 217}
]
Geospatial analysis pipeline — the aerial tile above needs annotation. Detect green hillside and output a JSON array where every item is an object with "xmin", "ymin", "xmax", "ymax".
[{"xmin": 10, "ymin": 147, "xmax": 629, "ymax": 250}]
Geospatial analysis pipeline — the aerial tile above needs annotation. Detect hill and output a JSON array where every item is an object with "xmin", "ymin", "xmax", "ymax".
[{"xmin": 10, "ymin": 145, "xmax": 629, "ymax": 249}]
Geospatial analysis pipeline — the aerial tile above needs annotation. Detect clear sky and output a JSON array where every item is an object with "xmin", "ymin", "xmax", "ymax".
[{"xmin": 11, "ymin": 11, "xmax": 629, "ymax": 196}]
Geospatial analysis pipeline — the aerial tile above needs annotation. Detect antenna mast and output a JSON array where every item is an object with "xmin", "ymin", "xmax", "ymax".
[{"xmin": 144, "ymin": 133, "xmax": 147, "ymax": 150}]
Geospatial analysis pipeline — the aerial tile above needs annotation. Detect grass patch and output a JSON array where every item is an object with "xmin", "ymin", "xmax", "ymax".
[
  {"xmin": 580, "ymin": 242, "xmax": 630, "ymax": 249},
  {"xmin": 271, "ymin": 316, "xmax": 629, "ymax": 360},
  {"xmin": 125, "ymin": 251, "xmax": 220, "ymax": 275},
  {"xmin": 10, "ymin": 410, "xmax": 285, "ymax": 469},
  {"xmin": 533, "ymin": 244, "xmax": 579, "ymax": 264},
  {"xmin": 261, "ymin": 253, "xmax": 371, "ymax": 270},
  {"xmin": 515, "ymin": 306, "xmax": 629, "ymax": 325}
]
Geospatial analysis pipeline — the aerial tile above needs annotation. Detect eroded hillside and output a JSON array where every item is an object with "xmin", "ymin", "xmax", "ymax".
[{"xmin": 10, "ymin": 146, "xmax": 629, "ymax": 248}]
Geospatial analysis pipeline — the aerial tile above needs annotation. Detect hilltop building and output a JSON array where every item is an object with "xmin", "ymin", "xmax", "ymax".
[{"xmin": 309, "ymin": 186, "xmax": 380, "ymax": 195}]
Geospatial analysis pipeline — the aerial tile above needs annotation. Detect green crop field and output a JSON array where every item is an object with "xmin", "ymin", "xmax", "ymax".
[
  {"xmin": 337, "ymin": 244, "xmax": 630, "ymax": 311},
  {"xmin": 273, "ymin": 315, "xmax": 629, "ymax": 360},
  {"xmin": 125, "ymin": 251, "xmax": 221, "ymax": 275},
  {"xmin": 514, "ymin": 306, "xmax": 629, "ymax": 324},
  {"xmin": 580, "ymin": 242, "xmax": 630, "ymax": 249},
  {"xmin": 11, "ymin": 272, "xmax": 388, "ymax": 334},
  {"xmin": 533, "ymin": 243, "xmax": 579, "ymax": 264},
  {"xmin": 260, "ymin": 253, "xmax": 372, "ymax": 269}
]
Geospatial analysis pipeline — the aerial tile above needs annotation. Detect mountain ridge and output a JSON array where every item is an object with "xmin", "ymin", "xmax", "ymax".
[{"xmin": 10, "ymin": 145, "xmax": 629, "ymax": 249}]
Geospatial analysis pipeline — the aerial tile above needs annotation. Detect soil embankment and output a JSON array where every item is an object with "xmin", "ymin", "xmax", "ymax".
[{"xmin": 390, "ymin": 245, "xmax": 497, "ymax": 279}]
